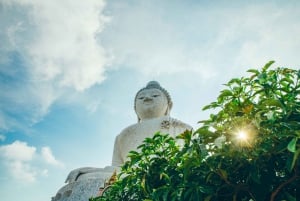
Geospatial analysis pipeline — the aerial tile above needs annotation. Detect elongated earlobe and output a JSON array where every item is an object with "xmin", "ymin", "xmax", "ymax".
[{"xmin": 164, "ymin": 106, "xmax": 170, "ymax": 116}]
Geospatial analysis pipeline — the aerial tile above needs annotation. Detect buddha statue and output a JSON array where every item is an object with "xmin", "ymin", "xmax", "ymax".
[
  {"xmin": 51, "ymin": 81, "xmax": 192, "ymax": 201},
  {"xmin": 112, "ymin": 81, "xmax": 192, "ymax": 166}
]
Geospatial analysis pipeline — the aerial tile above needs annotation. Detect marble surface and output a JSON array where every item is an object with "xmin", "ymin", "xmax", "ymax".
[{"xmin": 51, "ymin": 166, "xmax": 114, "ymax": 201}]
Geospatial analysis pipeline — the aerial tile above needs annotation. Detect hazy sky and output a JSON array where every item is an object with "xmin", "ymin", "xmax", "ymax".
[{"xmin": 0, "ymin": 0, "xmax": 299, "ymax": 200}]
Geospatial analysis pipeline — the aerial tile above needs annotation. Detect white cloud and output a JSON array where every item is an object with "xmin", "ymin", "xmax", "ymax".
[
  {"xmin": 0, "ymin": 141, "xmax": 64, "ymax": 183},
  {"xmin": 102, "ymin": 1, "xmax": 300, "ymax": 79},
  {"xmin": 217, "ymin": 4, "xmax": 300, "ymax": 73},
  {"xmin": 41, "ymin": 147, "xmax": 64, "ymax": 168},
  {"xmin": 0, "ymin": 0, "xmax": 110, "ymax": 131},
  {"xmin": 0, "ymin": 141, "xmax": 36, "ymax": 161},
  {"xmin": 9, "ymin": 161, "xmax": 37, "ymax": 182},
  {"xmin": 0, "ymin": 141, "xmax": 37, "ymax": 182},
  {"xmin": 24, "ymin": 0, "xmax": 109, "ymax": 91}
]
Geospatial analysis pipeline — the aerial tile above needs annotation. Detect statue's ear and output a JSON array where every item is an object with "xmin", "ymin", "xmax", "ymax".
[
  {"xmin": 165, "ymin": 105, "xmax": 170, "ymax": 116},
  {"xmin": 165, "ymin": 102, "xmax": 172, "ymax": 115},
  {"xmin": 134, "ymin": 106, "xmax": 140, "ymax": 122}
]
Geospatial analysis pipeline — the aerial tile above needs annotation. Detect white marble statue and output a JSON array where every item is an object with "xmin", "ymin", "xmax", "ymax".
[{"xmin": 51, "ymin": 81, "xmax": 192, "ymax": 201}]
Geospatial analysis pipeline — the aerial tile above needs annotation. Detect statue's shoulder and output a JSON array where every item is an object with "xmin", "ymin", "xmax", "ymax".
[
  {"xmin": 121, "ymin": 123, "xmax": 139, "ymax": 133},
  {"xmin": 168, "ymin": 117, "xmax": 193, "ymax": 130},
  {"xmin": 116, "ymin": 123, "xmax": 139, "ymax": 140}
]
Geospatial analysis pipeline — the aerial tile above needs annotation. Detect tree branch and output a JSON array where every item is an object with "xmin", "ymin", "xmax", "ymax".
[{"xmin": 270, "ymin": 171, "xmax": 299, "ymax": 201}]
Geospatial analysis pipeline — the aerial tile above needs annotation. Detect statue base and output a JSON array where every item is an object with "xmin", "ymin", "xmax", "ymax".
[{"xmin": 51, "ymin": 166, "xmax": 115, "ymax": 201}]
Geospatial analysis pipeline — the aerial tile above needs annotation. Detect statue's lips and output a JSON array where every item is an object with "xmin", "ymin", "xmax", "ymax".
[{"xmin": 143, "ymin": 100, "xmax": 153, "ymax": 104}]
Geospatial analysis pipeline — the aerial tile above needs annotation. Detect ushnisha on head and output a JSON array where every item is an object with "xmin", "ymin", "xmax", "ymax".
[{"xmin": 134, "ymin": 81, "xmax": 173, "ymax": 122}]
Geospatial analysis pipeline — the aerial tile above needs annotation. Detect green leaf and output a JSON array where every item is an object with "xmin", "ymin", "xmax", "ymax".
[
  {"xmin": 287, "ymin": 137, "xmax": 297, "ymax": 153},
  {"xmin": 177, "ymin": 130, "xmax": 192, "ymax": 145},
  {"xmin": 289, "ymin": 149, "xmax": 300, "ymax": 172},
  {"xmin": 280, "ymin": 77, "xmax": 294, "ymax": 84},
  {"xmin": 204, "ymin": 195, "xmax": 212, "ymax": 201},
  {"xmin": 228, "ymin": 78, "xmax": 241, "ymax": 85},
  {"xmin": 262, "ymin": 60, "xmax": 275, "ymax": 71},
  {"xmin": 283, "ymin": 192, "xmax": 297, "ymax": 201},
  {"xmin": 261, "ymin": 99, "xmax": 282, "ymax": 107},
  {"xmin": 218, "ymin": 169, "xmax": 228, "ymax": 180},
  {"xmin": 202, "ymin": 102, "xmax": 219, "ymax": 110},
  {"xmin": 160, "ymin": 173, "xmax": 170, "ymax": 182},
  {"xmin": 247, "ymin": 69, "xmax": 260, "ymax": 75},
  {"xmin": 220, "ymin": 89, "xmax": 233, "ymax": 97}
]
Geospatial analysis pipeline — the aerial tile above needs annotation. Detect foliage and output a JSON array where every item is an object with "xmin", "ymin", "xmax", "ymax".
[{"xmin": 91, "ymin": 61, "xmax": 300, "ymax": 201}]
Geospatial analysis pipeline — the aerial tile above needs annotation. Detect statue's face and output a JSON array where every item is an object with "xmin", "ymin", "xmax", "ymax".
[{"xmin": 135, "ymin": 88, "xmax": 169, "ymax": 121}]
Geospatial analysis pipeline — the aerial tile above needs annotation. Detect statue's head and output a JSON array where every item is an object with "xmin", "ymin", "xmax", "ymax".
[{"xmin": 134, "ymin": 81, "xmax": 173, "ymax": 122}]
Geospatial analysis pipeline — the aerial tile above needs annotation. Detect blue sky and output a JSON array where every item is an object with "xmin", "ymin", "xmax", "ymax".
[{"xmin": 0, "ymin": 0, "xmax": 299, "ymax": 200}]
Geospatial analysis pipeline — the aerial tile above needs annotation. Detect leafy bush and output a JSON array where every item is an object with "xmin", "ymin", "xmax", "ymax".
[{"xmin": 91, "ymin": 61, "xmax": 300, "ymax": 201}]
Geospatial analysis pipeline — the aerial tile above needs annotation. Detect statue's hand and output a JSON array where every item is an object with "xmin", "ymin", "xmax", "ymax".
[{"xmin": 65, "ymin": 167, "xmax": 101, "ymax": 183}]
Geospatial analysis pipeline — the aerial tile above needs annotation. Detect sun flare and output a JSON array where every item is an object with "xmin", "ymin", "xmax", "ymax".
[
  {"xmin": 236, "ymin": 130, "xmax": 248, "ymax": 141},
  {"xmin": 231, "ymin": 124, "xmax": 257, "ymax": 147}
]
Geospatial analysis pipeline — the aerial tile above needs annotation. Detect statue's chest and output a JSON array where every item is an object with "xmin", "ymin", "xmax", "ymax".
[
  {"xmin": 125, "ymin": 123, "xmax": 165, "ymax": 142},
  {"xmin": 120, "ymin": 121, "xmax": 170, "ymax": 155}
]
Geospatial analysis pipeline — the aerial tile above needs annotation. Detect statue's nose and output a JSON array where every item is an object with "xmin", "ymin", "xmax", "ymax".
[{"xmin": 144, "ymin": 97, "xmax": 152, "ymax": 101}]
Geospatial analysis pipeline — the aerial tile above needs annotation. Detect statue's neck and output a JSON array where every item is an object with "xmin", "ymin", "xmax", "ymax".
[{"xmin": 139, "ymin": 115, "xmax": 170, "ymax": 122}]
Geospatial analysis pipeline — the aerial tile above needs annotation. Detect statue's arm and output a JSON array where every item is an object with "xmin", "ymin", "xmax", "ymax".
[
  {"xmin": 65, "ymin": 167, "xmax": 102, "ymax": 183},
  {"xmin": 169, "ymin": 118, "xmax": 193, "ymax": 134},
  {"xmin": 111, "ymin": 135, "xmax": 123, "ymax": 167}
]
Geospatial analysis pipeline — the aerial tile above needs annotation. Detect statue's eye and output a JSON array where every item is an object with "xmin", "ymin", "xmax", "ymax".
[
  {"xmin": 152, "ymin": 94, "xmax": 159, "ymax": 98},
  {"xmin": 138, "ymin": 97, "xmax": 144, "ymax": 100}
]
